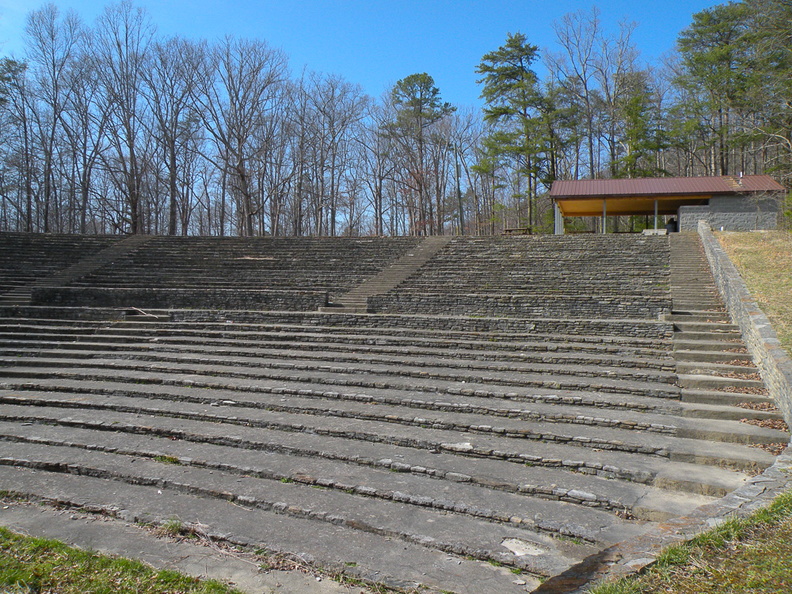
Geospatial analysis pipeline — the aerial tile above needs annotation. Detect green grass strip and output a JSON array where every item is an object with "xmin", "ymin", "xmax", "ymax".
[{"xmin": 0, "ymin": 526, "xmax": 243, "ymax": 594}]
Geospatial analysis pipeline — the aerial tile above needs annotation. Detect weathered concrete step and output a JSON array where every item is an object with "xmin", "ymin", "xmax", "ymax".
[
  {"xmin": 671, "ymin": 330, "xmax": 743, "ymax": 342},
  {"xmin": 0, "ymin": 365, "xmax": 682, "ymax": 421},
  {"xmin": 681, "ymin": 387, "xmax": 771, "ymax": 406},
  {"xmin": 673, "ymin": 339, "xmax": 748, "ymax": 353},
  {"xmin": 0, "ymin": 466, "xmax": 539, "ymax": 593},
  {"xmin": 673, "ymin": 349, "xmax": 752, "ymax": 364},
  {"xmin": 678, "ymin": 401, "xmax": 783, "ymax": 421},
  {"xmin": 4, "ymin": 384, "xmax": 779, "ymax": 448},
  {"xmin": 0, "ymin": 439, "xmax": 651, "ymax": 552},
  {"xmin": 0, "ymin": 391, "xmax": 685, "ymax": 461},
  {"xmin": 0, "ymin": 395, "xmax": 774, "ymax": 483},
  {"xmin": 677, "ymin": 373, "xmax": 765, "ymax": 391},
  {"xmin": 1, "ymin": 380, "xmax": 685, "ymax": 436},
  {"xmin": 0, "ymin": 336, "xmax": 675, "ymax": 372},
  {"xmin": 0, "ymin": 355, "xmax": 682, "ymax": 400},
  {"xmin": 0, "ymin": 324, "xmax": 671, "ymax": 360},
  {"xmin": 1, "ymin": 369, "xmax": 676, "ymax": 419},
  {"xmin": 0, "ymin": 419, "xmax": 714, "ymax": 525},
  {"xmin": 673, "ymin": 321, "xmax": 739, "ymax": 333},
  {"xmin": 676, "ymin": 361, "xmax": 759, "ymax": 376},
  {"xmin": 669, "ymin": 312, "xmax": 731, "ymax": 323},
  {"xmin": 0, "ymin": 344, "xmax": 678, "ymax": 387},
  {"xmin": 0, "ymin": 404, "xmax": 757, "ymax": 503},
  {"xmin": 0, "ymin": 314, "xmax": 672, "ymax": 348},
  {"xmin": 672, "ymin": 303, "xmax": 724, "ymax": 312},
  {"xmin": 669, "ymin": 290, "xmax": 719, "ymax": 298},
  {"xmin": 0, "ymin": 441, "xmax": 599, "ymax": 575},
  {"xmin": 0, "ymin": 316, "xmax": 671, "ymax": 347}
]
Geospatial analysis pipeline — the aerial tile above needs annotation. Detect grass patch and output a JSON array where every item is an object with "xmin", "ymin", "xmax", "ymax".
[
  {"xmin": 716, "ymin": 230, "xmax": 792, "ymax": 355},
  {"xmin": 587, "ymin": 490, "xmax": 792, "ymax": 593},
  {"xmin": 0, "ymin": 526, "xmax": 242, "ymax": 594},
  {"xmin": 156, "ymin": 518, "xmax": 186, "ymax": 538}
]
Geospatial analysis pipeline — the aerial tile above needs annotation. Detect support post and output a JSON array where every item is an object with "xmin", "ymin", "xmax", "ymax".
[
  {"xmin": 654, "ymin": 199, "xmax": 658, "ymax": 230},
  {"xmin": 553, "ymin": 202, "xmax": 564, "ymax": 235},
  {"xmin": 601, "ymin": 200, "xmax": 607, "ymax": 234}
]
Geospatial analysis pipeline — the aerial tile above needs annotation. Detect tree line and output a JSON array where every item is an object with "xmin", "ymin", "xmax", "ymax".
[{"xmin": 0, "ymin": 0, "xmax": 789, "ymax": 237}]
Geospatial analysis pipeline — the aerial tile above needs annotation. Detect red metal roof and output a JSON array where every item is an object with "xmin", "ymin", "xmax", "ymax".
[{"xmin": 550, "ymin": 175, "xmax": 785, "ymax": 199}]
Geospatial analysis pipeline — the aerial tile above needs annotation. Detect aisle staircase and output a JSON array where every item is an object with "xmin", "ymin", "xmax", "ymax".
[
  {"xmin": 670, "ymin": 232, "xmax": 779, "ymax": 415},
  {"xmin": 323, "ymin": 235, "xmax": 453, "ymax": 313},
  {"xmin": 0, "ymin": 235, "xmax": 152, "ymax": 306}
]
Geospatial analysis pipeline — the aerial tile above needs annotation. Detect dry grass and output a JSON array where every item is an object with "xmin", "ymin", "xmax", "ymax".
[{"xmin": 716, "ymin": 230, "xmax": 792, "ymax": 356}]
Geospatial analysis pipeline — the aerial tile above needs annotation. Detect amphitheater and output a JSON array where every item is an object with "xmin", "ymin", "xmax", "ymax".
[{"xmin": 0, "ymin": 229, "xmax": 789, "ymax": 593}]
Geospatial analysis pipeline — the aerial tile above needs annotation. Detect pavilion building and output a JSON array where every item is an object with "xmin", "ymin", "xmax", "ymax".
[{"xmin": 549, "ymin": 175, "xmax": 786, "ymax": 234}]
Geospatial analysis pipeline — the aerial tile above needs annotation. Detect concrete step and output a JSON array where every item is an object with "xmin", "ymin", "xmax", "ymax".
[
  {"xmin": 6, "ymin": 380, "xmax": 763, "ymax": 447},
  {"xmin": 673, "ymin": 321, "xmax": 739, "ymax": 333},
  {"xmin": 0, "ymin": 318, "xmax": 671, "ymax": 356},
  {"xmin": 670, "ymin": 312, "xmax": 731, "ymax": 323},
  {"xmin": 0, "ymin": 335, "xmax": 676, "ymax": 373},
  {"xmin": 0, "ymin": 390, "xmax": 777, "ymax": 482},
  {"xmin": 0, "ymin": 419, "xmax": 714, "ymax": 524},
  {"xmin": 677, "ymin": 373, "xmax": 765, "ymax": 391},
  {"xmin": 0, "ymin": 351, "xmax": 683, "ymax": 399},
  {"xmin": 672, "ymin": 330, "xmax": 743, "ymax": 342},
  {"xmin": 0, "ymin": 340, "xmax": 679, "ymax": 387},
  {"xmin": 0, "ymin": 440, "xmax": 599, "ymax": 575},
  {"xmin": 681, "ymin": 387, "xmax": 771, "ymax": 406},
  {"xmin": 673, "ymin": 338, "xmax": 748, "ymax": 353},
  {"xmin": 673, "ymin": 349, "xmax": 753, "ymax": 364}
]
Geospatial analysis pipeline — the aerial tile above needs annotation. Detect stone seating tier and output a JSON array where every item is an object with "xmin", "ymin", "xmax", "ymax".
[
  {"xmin": 0, "ymin": 233, "xmax": 120, "ymax": 295},
  {"xmin": 71, "ymin": 236, "xmax": 421, "ymax": 299},
  {"xmin": 30, "ymin": 287, "xmax": 329, "ymax": 311},
  {"xmin": 376, "ymin": 235, "xmax": 671, "ymax": 319}
]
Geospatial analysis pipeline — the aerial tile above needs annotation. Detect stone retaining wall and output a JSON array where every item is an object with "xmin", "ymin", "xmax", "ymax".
[
  {"xmin": 0, "ymin": 305, "xmax": 677, "ymax": 340},
  {"xmin": 698, "ymin": 222, "xmax": 792, "ymax": 426},
  {"xmin": 170, "ymin": 309, "xmax": 675, "ymax": 340},
  {"xmin": 30, "ymin": 287, "xmax": 328, "ymax": 311},
  {"xmin": 367, "ymin": 293, "xmax": 672, "ymax": 321}
]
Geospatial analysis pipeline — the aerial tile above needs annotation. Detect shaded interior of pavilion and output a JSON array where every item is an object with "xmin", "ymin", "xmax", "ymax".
[{"xmin": 552, "ymin": 195, "xmax": 708, "ymax": 234}]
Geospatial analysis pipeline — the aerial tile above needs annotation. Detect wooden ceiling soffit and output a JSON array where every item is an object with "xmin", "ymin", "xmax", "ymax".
[{"xmin": 556, "ymin": 195, "xmax": 711, "ymax": 217}]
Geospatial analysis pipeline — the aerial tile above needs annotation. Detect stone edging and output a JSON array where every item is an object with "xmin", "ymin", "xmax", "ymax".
[
  {"xmin": 551, "ymin": 450, "xmax": 792, "ymax": 593},
  {"xmin": 697, "ymin": 221, "xmax": 792, "ymax": 426}
]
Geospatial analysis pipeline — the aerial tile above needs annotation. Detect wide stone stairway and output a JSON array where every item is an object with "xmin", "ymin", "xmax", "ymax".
[{"xmin": 0, "ymin": 232, "xmax": 787, "ymax": 594}]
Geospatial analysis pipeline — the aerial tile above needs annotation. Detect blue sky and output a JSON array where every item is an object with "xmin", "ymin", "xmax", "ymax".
[{"xmin": 1, "ymin": 0, "xmax": 722, "ymax": 108}]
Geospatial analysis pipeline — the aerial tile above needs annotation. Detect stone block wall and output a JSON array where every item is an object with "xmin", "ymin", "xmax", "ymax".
[
  {"xmin": 170, "ymin": 309, "xmax": 674, "ymax": 340},
  {"xmin": 698, "ymin": 222, "xmax": 792, "ymax": 427},
  {"xmin": 680, "ymin": 195, "xmax": 779, "ymax": 231},
  {"xmin": 30, "ymin": 287, "xmax": 328, "ymax": 311},
  {"xmin": 367, "ymin": 293, "xmax": 672, "ymax": 321}
]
